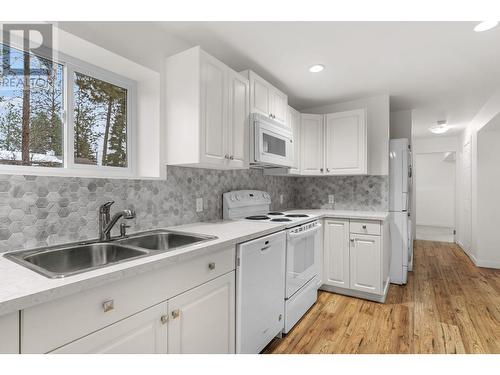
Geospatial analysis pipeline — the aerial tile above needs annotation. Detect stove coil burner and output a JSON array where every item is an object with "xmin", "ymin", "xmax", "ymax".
[
  {"xmin": 271, "ymin": 218, "xmax": 292, "ymax": 222},
  {"xmin": 245, "ymin": 215, "xmax": 270, "ymax": 220},
  {"xmin": 285, "ymin": 214, "xmax": 309, "ymax": 218},
  {"xmin": 268, "ymin": 212, "xmax": 284, "ymax": 216}
]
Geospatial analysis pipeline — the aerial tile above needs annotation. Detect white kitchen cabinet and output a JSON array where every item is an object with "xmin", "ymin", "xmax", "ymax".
[
  {"xmin": 300, "ymin": 114, "xmax": 324, "ymax": 175},
  {"xmin": 323, "ymin": 219, "xmax": 350, "ymax": 289},
  {"xmin": 166, "ymin": 46, "xmax": 249, "ymax": 169},
  {"xmin": 51, "ymin": 302, "xmax": 168, "ymax": 354},
  {"xmin": 320, "ymin": 218, "xmax": 390, "ymax": 303},
  {"xmin": 0, "ymin": 312, "xmax": 19, "ymax": 353},
  {"xmin": 349, "ymin": 234, "xmax": 382, "ymax": 295},
  {"xmin": 168, "ymin": 271, "xmax": 235, "ymax": 354},
  {"xmin": 325, "ymin": 109, "xmax": 367, "ymax": 175},
  {"xmin": 241, "ymin": 70, "xmax": 288, "ymax": 126}
]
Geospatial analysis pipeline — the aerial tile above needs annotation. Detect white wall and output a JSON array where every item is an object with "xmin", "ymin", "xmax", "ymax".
[
  {"xmin": 301, "ymin": 94, "xmax": 390, "ymax": 175},
  {"xmin": 390, "ymin": 110, "xmax": 412, "ymax": 140},
  {"xmin": 414, "ymin": 152, "xmax": 455, "ymax": 227}
]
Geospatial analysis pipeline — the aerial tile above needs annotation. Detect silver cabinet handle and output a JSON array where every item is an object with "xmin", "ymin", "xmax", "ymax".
[
  {"xmin": 326, "ymin": 168, "xmax": 330, "ymax": 172},
  {"xmin": 171, "ymin": 309, "xmax": 180, "ymax": 319},
  {"xmin": 320, "ymin": 168, "xmax": 324, "ymax": 173},
  {"xmin": 229, "ymin": 155, "xmax": 234, "ymax": 160},
  {"xmin": 260, "ymin": 246, "xmax": 270, "ymax": 252},
  {"xmin": 225, "ymin": 154, "xmax": 230, "ymax": 159},
  {"xmin": 160, "ymin": 315, "xmax": 168, "ymax": 325},
  {"xmin": 208, "ymin": 262, "xmax": 216, "ymax": 270},
  {"xmin": 350, "ymin": 238, "xmax": 355, "ymax": 242},
  {"xmin": 103, "ymin": 299, "xmax": 114, "ymax": 313},
  {"xmin": 362, "ymin": 225, "xmax": 367, "ymax": 229}
]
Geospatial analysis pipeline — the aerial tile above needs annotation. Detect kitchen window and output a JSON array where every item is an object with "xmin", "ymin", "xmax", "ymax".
[{"xmin": 0, "ymin": 43, "xmax": 136, "ymax": 176}]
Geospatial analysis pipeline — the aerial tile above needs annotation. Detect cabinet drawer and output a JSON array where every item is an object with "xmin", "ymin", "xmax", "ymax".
[
  {"xmin": 21, "ymin": 246, "xmax": 235, "ymax": 353},
  {"xmin": 350, "ymin": 220, "xmax": 380, "ymax": 236}
]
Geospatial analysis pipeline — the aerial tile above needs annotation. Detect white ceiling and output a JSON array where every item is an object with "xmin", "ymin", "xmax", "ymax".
[
  {"xmin": 60, "ymin": 21, "xmax": 500, "ymax": 139},
  {"xmin": 159, "ymin": 21, "xmax": 500, "ymax": 139}
]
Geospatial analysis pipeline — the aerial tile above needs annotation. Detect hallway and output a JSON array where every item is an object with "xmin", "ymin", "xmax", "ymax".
[{"xmin": 265, "ymin": 240, "xmax": 500, "ymax": 353}]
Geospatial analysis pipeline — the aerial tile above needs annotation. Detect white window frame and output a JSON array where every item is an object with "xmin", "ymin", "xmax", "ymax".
[{"xmin": 0, "ymin": 42, "xmax": 137, "ymax": 178}]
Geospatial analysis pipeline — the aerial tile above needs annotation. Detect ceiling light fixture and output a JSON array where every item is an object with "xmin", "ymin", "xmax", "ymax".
[
  {"xmin": 474, "ymin": 21, "xmax": 499, "ymax": 32},
  {"xmin": 309, "ymin": 64, "xmax": 325, "ymax": 73},
  {"xmin": 429, "ymin": 120, "xmax": 450, "ymax": 135}
]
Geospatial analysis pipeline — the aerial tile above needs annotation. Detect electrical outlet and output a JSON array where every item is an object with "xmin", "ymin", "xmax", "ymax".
[
  {"xmin": 196, "ymin": 197, "xmax": 203, "ymax": 212},
  {"xmin": 328, "ymin": 195, "xmax": 335, "ymax": 204},
  {"xmin": 280, "ymin": 194, "xmax": 284, "ymax": 204}
]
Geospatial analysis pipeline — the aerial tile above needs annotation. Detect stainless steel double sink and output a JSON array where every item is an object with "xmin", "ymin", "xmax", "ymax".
[{"xmin": 4, "ymin": 230, "xmax": 218, "ymax": 279}]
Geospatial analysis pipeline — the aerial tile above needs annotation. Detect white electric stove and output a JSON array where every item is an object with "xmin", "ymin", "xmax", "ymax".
[{"xmin": 223, "ymin": 190, "xmax": 320, "ymax": 351}]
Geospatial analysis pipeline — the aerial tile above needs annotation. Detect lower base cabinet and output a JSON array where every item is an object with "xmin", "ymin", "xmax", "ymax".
[
  {"xmin": 168, "ymin": 271, "xmax": 235, "ymax": 354},
  {"xmin": 51, "ymin": 302, "xmax": 168, "ymax": 354},
  {"xmin": 0, "ymin": 312, "xmax": 19, "ymax": 354}
]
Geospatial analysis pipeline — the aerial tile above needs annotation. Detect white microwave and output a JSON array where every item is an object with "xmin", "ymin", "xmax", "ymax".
[{"xmin": 250, "ymin": 113, "xmax": 294, "ymax": 168}]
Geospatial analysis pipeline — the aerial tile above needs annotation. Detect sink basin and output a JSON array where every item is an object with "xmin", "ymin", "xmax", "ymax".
[
  {"xmin": 118, "ymin": 230, "xmax": 217, "ymax": 252},
  {"xmin": 5, "ymin": 243, "xmax": 149, "ymax": 279},
  {"xmin": 4, "ymin": 230, "xmax": 217, "ymax": 279}
]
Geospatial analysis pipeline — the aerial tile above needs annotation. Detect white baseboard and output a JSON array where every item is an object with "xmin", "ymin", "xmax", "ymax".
[{"xmin": 455, "ymin": 242, "xmax": 500, "ymax": 269}]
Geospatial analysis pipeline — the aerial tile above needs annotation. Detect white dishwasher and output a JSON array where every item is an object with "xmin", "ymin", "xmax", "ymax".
[{"xmin": 236, "ymin": 231, "xmax": 286, "ymax": 354}]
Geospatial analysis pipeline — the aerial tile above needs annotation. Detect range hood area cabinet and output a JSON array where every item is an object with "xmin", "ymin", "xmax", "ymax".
[
  {"xmin": 240, "ymin": 70, "xmax": 288, "ymax": 127},
  {"xmin": 266, "ymin": 108, "xmax": 367, "ymax": 176},
  {"xmin": 166, "ymin": 46, "xmax": 250, "ymax": 169}
]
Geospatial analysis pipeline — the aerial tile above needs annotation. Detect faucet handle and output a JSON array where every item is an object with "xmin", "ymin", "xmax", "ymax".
[{"xmin": 99, "ymin": 201, "xmax": 115, "ymax": 213}]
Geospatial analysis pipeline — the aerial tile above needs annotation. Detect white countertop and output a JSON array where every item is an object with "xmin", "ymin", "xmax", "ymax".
[{"xmin": 0, "ymin": 209, "xmax": 388, "ymax": 316}]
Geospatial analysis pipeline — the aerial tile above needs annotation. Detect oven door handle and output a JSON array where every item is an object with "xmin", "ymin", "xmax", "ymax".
[{"xmin": 287, "ymin": 223, "xmax": 321, "ymax": 240}]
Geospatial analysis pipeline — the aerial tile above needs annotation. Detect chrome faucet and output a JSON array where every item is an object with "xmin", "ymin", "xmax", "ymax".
[{"xmin": 98, "ymin": 201, "xmax": 136, "ymax": 241}]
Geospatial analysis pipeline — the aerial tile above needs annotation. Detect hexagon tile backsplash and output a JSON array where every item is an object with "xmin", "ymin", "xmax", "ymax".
[{"xmin": 0, "ymin": 166, "xmax": 388, "ymax": 253}]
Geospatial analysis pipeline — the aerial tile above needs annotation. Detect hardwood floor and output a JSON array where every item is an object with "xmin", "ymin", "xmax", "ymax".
[{"xmin": 264, "ymin": 240, "xmax": 500, "ymax": 354}]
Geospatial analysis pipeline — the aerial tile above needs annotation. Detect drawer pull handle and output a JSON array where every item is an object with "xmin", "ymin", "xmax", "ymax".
[
  {"xmin": 261, "ymin": 246, "xmax": 270, "ymax": 252},
  {"xmin": 208, "ymin": 262, "xmax": 216, "ymax": 270},
  {"xmin": 160, "ymin": 315, "xmax": 168, "ymax": 325},
  {"xmin": 362, "ymin": 225, "xmax": 367, "ymax": 229},
  {"xmin": 171, "ymin": 309, "xmax": 180, "ymax": 319},
  {"xmin": 102, "ymin": 300, "xmax": 114, "ymax": 313}
]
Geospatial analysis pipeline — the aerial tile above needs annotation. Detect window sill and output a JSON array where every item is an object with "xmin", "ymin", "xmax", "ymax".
[{"xmin": 0, "ymin": 165, "xmax": 166, "ymax": 180}]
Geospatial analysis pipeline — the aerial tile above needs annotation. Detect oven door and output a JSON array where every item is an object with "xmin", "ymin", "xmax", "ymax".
[
  {"xmin": 254, "ymin": 120, "xmax": 294, "ymax": 167},
  {"xmin": 286, "ymin": 223, "xmax": 320, "ymax": 299}
]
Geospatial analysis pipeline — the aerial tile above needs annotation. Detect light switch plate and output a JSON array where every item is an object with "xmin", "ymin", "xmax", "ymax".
[
  {"xmin": 280, "ymin": 194, "xmax": 284, "ymax": 204},
  {"xmin": 196, "ymin": 197, "xmax": 203, "ymax": 212},
  {"xmin": 328, "ymin": 195, "xmax": 335, "ymax": 204}
]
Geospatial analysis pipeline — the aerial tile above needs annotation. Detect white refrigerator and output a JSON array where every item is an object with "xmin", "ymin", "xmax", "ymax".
[{"xmin": 389, "ymin": 138, "xmax": 413, "ymax": 285}]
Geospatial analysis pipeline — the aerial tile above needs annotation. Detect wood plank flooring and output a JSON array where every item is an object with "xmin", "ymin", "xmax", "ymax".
[{"xmin": 264, "ymin": 240, "xmax": 500, "ymax": 354}]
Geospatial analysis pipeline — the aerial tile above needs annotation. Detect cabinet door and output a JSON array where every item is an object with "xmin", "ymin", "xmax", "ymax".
[
  {"xmin": 227, "ymin": 70, "xmax": 249, "ymax": 168},
  {"xmin": 269, "ymin": 88, "xmax": 287, "ymax": 125},
  {"xmin": 168, "ymin": 271, "xmax": 235, "ymax": 354},
  {"xmin": 349, "ymin": 234, "xmax": 381, "ymax": 294},
  {"xmin": 250, "ymin": 74, "xmax": 270, "ymax": 117},
  {"xmin": 289, "ymin": 106, "xmax": 301, "ymax": 173},
  {"xmin": 200, "ymin": 53, "xmax": 228, "ymax": 166},
  {"xmin": 0, "ymin": 312, "xmax": 19, "ymax": 354},
  {"xmin": 300, "ymin": 114, "xmax": 324, "ymax": 175},
  {"xmin": 51, "ymin": 302, "xmax": 168, "ymax": 354},
  {"xmin": 323, "ymin": 219, "xmax": 350, "ymax": 288},
  {"xmin": 325, "ymin": 109, "xmax": 367, "ymax": 174}
]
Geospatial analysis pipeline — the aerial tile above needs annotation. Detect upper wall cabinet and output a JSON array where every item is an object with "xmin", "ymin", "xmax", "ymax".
[
  {"xmin": 166, "ymin": 47, "xmax": 249, "ymax": 169},
  {"xmin": 288, "ymin": 106, "xmax": 301, "ymax": 174},
  {"xmin": 240, "ymin": 70, "xmax": 288, "ymax": 127},
  {"xmin": 324, "ymin": 109, "xmax": 367, "ymax": 175},
  {"xmin": 300, "ymin": 114, "xmax": 324, "ymax": 175}
]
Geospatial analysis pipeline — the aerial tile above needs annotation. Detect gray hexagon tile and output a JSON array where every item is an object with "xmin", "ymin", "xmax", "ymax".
[{"xmin": 0, "ymin": 166, "xmax": 387, "ymax": 252}]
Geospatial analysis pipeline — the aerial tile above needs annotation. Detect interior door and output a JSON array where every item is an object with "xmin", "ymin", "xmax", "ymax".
[
  {"xmin": 227, "ymin": 70, "xmax": 249, "ymax": 168},
  {"xmin": 325, "ymin": 109, "xmax": 367, "ymax": 174},
  {"xmin": 200, "ymin": 53, "xmax": 228, "ymax": 166},
  {"xmin": 323, "ymin": 219, "xmax": 350, "ymax": 289},
  {"xmin": 168, "ymin": 272, "xmax": 235, "ymax": 354},
  {"xmin": 51, "ymin": 302, "xmax": 168, "ymax": 354},
  {"xmin": 300, "ymin": 114, "xmax": 324, "ymax": 175}
]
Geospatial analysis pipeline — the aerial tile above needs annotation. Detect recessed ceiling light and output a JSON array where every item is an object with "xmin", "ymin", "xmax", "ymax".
[
  {"xmin": 429, "ymin": 120, "xmax": 450, "ymax": 134},
  {"xmin": 474, "ymin": 21, "xmax": 499, "ymax": 32},
  {"xmin": 309, "ymin": 64, "xmax": 325, "ymax": 73}
]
